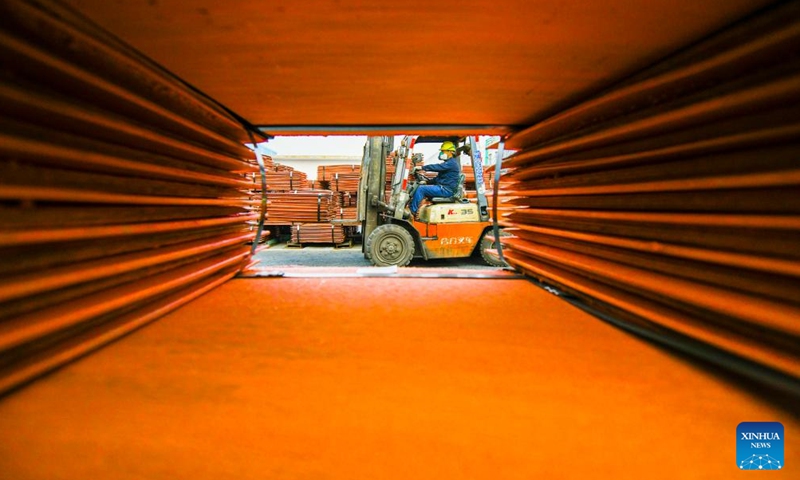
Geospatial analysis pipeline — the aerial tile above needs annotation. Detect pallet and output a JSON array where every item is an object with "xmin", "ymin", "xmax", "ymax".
[
  {"xmin": 334, "ymin": 239, "xmax": 354, "ymax": 249},
  {"xmin": 330, "ymin": 219, "xmax": 361, "ymax": 226},
  {"xmin": 283, "ymin": 239, "xmax": 354, "ymax": 249}
]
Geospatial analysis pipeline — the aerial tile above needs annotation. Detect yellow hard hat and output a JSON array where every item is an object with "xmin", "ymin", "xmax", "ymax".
[{"xmin": 440, "ymin": 141, "xmax": 457, "ymax": 152}]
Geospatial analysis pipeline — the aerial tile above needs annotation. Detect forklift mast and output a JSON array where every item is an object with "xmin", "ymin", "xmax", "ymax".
[
  {"xmin": 389, "ymin": 136, "xmax": 413, "ymax": 199},
  {"xmin": 357, "ymin": 136, "xmax": 391, "ymax": 246},
  {"xmin": 467, "ymin": 136, "xmax": 490, "ymax": 222}
]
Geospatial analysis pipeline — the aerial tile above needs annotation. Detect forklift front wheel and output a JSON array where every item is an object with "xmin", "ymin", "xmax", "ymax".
[
  {"xmin": 479, "ymin": 229, "xmax": 510, "ymax": 267},
  {"xmin": 365, "ymin": 224, "xmax": 415, "ymax": 267}
]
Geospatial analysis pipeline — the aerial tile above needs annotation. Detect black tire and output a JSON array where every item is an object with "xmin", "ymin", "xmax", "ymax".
[
  {"xmin": 365, "ymin": 224, "xmax": 415, "ymax": 267},
  {"xmin": 479, "ymin": 229, "xmax": 510, "ymax": 267}
]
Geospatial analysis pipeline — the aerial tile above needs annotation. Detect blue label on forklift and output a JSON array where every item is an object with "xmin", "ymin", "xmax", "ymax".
[{"xmin": 474, "ymin": 155, "xmax": 485, "ymax": 186}]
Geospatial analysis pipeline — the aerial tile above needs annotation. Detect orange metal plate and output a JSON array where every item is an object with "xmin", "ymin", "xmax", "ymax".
[
  {"xmin": 65, "ymin": 0, "xmax": 774, "ymax": 131},
  {"xmin": 0, "ymin": 277, "xmax": 796, "ymax": 478}
]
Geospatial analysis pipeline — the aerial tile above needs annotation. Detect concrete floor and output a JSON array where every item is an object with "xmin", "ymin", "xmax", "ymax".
[
  {"xmin": 0, "ymin": 276, "xmax": 796, "ymax": 479},
  {"xmin": 254, "ymin": 243, "xmax": 502, "ymax": 270}
]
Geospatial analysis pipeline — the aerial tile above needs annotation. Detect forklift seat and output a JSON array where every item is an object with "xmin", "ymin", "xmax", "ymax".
[{"xmin": 430, "ymin": 173, "xmax": 467, "ymax": 204}]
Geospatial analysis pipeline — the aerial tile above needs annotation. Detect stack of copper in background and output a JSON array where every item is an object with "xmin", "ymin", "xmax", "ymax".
[
  {"xmin": 326, "ymin": 172, "xmax": 360, "ymax": 193},
  {"xmin": 384, "ymin": 152, "xmax": 397, "ymax": 202},
  {"xmin": 260, "ymin": 160, "xmax": 309, "ymax": 192},
  {"xmin": 263, "ymin": 190, "xmax": 340, "ymax": 225},
  {"xmin": 290, "ymin": 223, "xmax": 348, "ymax": 245},
  {"xmin": 462, "ymin": 164, "xmax": 484, "ymax": 196},
  {"xmin": 249, "ymin": 156, "xmax": 310, "ymax": 194},
  {"xmin": 317, "ymin": 165, "xmax": 361, "ymax": 188},
  {"xmin": 311, "ymin": 163, "xmax": 363, "ymax": 236},
  {"xmin": 317, "ymin": 164, "xmax": 360, "ymax": 195},
  {"xmin": 317, "ymin": 164, "xmax": 360, "ymax": 183},
  {"xmin": 335, "ymin": 191, "xmax": 358, "ymax": 222},
  {"xmin": 246, "ymin": 162, "xmax": 362, "ymax": 245},
  {"xmin": 249, "ymin": 158, "xmax": 356, "ymax": 246}
]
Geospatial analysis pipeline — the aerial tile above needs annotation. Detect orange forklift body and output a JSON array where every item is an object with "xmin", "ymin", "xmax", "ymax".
[{"xmin": 411, "ymin": 220, "xmax": 491, "ymax": 259}]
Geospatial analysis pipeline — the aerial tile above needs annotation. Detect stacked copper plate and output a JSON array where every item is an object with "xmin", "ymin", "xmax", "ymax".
[
  {"xmin": 326, "ymin": 172, "xmax": 360, "ymax": 193},
  {"xmin": 334, "ymin": 207, "xmax": 358, "ymax": 221},
  {"xmin": 264, "ymin": 169, "xmax": 309, "ymax": 191},
  {"xmin": 251, "ymin": 167, "xmax": 344, "ymax": 226},
  {"xmin": 482, "ymin": 164, "xmax": 520, "ymax": 221},
  {"xmin": 316, "ymin": 163, "xmax": 360, "ymax": 193},
  {"xmin": 0, "ymin": 0, "xmax": 261, "ymax": 394},
  {"xmin": 461, "ymin": 164, "xmax": 487, "ymax": 203},
  {"xmin": 336, "ymin": 192, "xmax": 358, "ymax": 221},
  {"xmin": 264, "ymin": 190, "xmax": 340, "ymax": 224},
  {"xmin": 339, "ymin": 191, "xmax": 356, "ymax": 207},
  {"xmin": 317, "ymin": 164, "xmax": 360, "ymax": 181},
  {"xmin": 462, "ymin": 164, "xmax": 486, "ymax": 185},
  {"xmin": 311, "ymin": 163, "xmax": 362, "ymax": 224},
  {"xmin": 499, "ymin": 4, "xmax": 800, "ymax": 383},
  {"xmin": 290, "ymin": 223, "xmax": 348, "ymax": 244},
  {"xmin": 385, "ymin": 153, "xmax": 398, "ymax": 201},
  {"xmin": 273, "ymin": 164, "xmax": 308, "ymax": 186}
]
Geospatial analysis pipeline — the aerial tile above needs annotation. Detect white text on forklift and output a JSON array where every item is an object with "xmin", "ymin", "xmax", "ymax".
[{"xmin": 440, "ymin": 237, "xmax": 474, "ymax": 246}]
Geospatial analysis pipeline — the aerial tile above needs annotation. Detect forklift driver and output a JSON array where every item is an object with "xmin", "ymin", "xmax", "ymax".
[{"xmin": 407, "ymin": 141, "xmax": 461, "ymax": 218}]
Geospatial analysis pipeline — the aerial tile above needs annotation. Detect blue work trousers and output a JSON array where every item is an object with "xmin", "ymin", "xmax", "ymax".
[{"xmin": 410, "ymin": 184, "xmax": 452, "ymax": 214}]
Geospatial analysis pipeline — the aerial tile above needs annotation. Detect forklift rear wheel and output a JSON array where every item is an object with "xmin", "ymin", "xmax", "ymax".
[
  {"xmin": 479, "ymin": 229, "xmax": 510, "ymax": 267},
  {"xmin": 365, "ymin": 224, "xmax": 415, "ymax": 267}
]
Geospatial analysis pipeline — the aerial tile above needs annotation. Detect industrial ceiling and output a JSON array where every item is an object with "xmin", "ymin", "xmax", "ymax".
[{"xmin": 66, "ymin": 0, "xmax": 774, "ymax": 134}]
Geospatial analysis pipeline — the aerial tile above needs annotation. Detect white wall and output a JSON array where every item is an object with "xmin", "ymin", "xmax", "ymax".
[
  {"xmin": 273, "ymin": 155, "xmax": 363, "ymax": 180},
  {"xmin": 267, "ymin": 136, "xmax": 511, "ymax": 178}
]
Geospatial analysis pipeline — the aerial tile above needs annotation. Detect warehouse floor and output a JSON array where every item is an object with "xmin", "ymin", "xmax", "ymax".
[
  {"xmin": 254, "ymin": 243, "xmax": 502, "ymax": 270},
  {"xmin": 0, "ymin": 276, "xmax": 796, "ymax": 479}
]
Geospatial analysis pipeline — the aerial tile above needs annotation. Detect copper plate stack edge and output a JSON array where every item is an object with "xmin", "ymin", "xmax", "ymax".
[
  {"xmin": 0, "ymin": 0, "xmax": 261, "ymax": 394},
  {"xmin": 500, "ymin": 2, "xmax": 800, "ymax": 385}
]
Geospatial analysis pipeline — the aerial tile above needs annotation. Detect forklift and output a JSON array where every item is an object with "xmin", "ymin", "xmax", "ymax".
[{"xmin": 357, "ymin": 135, "xmax": 506, "ymax": 267}]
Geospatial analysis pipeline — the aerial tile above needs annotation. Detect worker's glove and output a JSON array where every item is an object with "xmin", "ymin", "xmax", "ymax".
[{"xmin": 411, "ymin": 166, "xmax": 422, "ymax": 173}]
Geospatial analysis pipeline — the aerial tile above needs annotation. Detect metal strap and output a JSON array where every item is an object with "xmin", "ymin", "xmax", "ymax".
[
  {"xmin": 493, "ymin": 140, "xmax": 506, "ymax": 264},
  {"xmin": 248, "ymin": 132, "xmax": 267, "ymax": 255}
]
